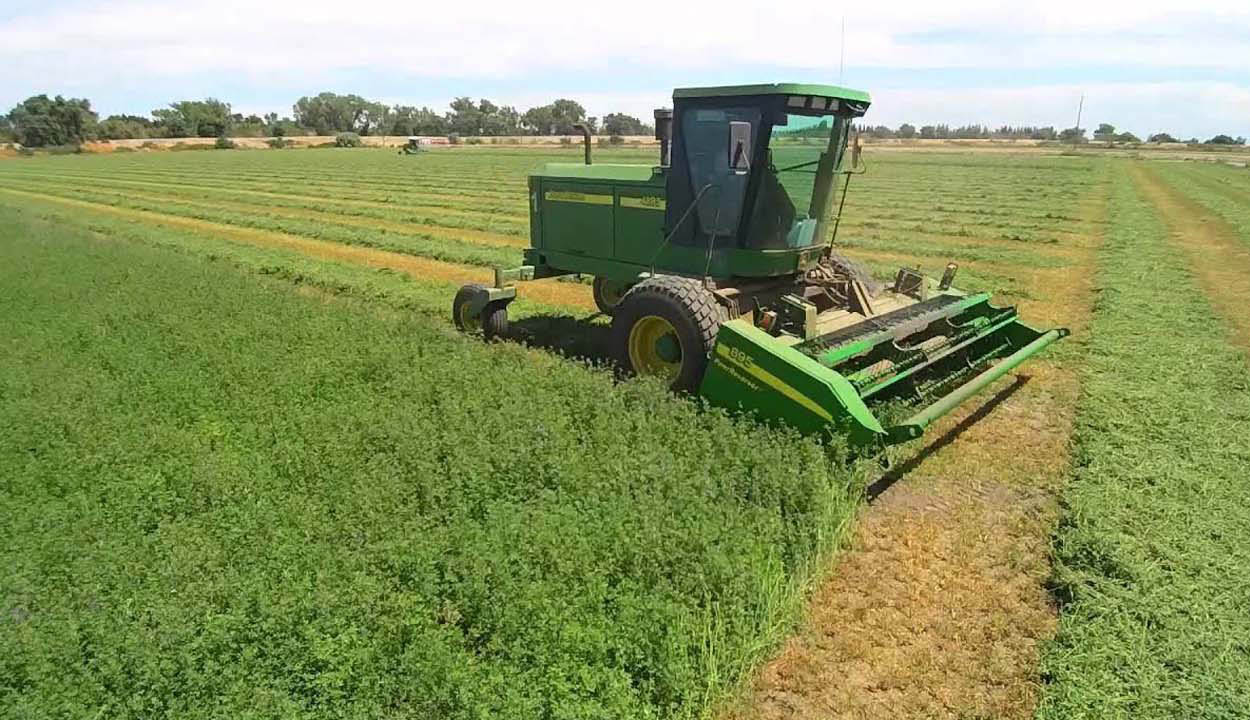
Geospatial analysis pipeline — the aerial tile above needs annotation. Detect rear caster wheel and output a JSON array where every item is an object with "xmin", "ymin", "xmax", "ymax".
[
  {"xmin": 592, "ymin": 276, "xmax": 632, "ymax": 316},
  {"xmin": 453, "ymin": 284, "xmax": 509, "ymax": 340},
  {"xmin": 481, "ymin": 302, "xmax": 508, "ymax": 340}
]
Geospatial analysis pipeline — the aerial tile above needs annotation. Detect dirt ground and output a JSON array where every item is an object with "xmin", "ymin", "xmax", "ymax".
[{"xmin": 722, "ymin": 175, "xmax": 1108, "ymax": 720}]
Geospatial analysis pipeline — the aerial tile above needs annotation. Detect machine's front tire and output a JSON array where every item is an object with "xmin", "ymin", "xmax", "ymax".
[
  {"xmin": 592, "ymin": 276, "xmax": 632, "ymax": 316},
  {"xmin": 612, "ymin": 276, "xmax": 725, "ymax": 392}
]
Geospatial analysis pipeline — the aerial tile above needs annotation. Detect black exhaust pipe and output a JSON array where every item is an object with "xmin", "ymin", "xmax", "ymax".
[
  {"xmin": 653, "ymin": 108, "xmax": 672, "ymax": 167},
  {"xmin": 572, "ymin": 123, "xmax": 591, "ymax": 165}
]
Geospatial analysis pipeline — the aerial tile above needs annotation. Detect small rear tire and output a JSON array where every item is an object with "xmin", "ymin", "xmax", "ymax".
[
  {"xmin": 454, "ymin": 284, "xmax": 510, "ymax": 340},
  {"xmin": 452, "ymin": 284, "xmax": 485, "ymax": 332},
  {"xmin": 481, "ymin": 302, "xmax": 508, "ymax": 341},
  {"xmin": 592, "ymin": 276, "xmax": 631, "ymax": 316}
]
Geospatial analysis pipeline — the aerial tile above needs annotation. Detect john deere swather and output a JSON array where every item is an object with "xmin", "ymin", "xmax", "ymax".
[{"xmin": 453, "ymin": 83, "xmax": 1067, "ymax": 446}]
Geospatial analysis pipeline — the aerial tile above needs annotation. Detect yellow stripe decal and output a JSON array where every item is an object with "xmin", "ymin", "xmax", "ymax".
[
  {"xmin": 544, "ymin": 190, "xmax": 613, "ymax": 206},
  {"xmin": 715, "ymin": 344, "xmax": 833, "ymax": 422},
  {"xmin": 619, "ymin": 196, "xmax": 666, "ymax": 211}
]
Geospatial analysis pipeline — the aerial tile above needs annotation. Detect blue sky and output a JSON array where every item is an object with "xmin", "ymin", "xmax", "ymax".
[{"xmin": 3, "ymin": 0, "xmax": 1247, "ymax": 138}]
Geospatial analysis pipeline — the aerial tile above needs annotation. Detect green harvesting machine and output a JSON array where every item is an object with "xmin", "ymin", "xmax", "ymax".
[{"xmin": 452, "ymin": 83, "xmax": 1067, "ymax": 446}]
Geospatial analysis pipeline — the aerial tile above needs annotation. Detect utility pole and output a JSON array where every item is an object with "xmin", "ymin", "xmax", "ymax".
[{"xmin": 1073, "ymin": 93, "xmax": 1084, "ymax": 146}]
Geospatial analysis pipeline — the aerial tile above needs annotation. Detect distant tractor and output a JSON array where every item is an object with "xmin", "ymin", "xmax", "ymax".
[
  {"xmin": 452, "ymin": 83, "xmax": 1066, "ymax": 446},
  {"xmin": 399, "ymin": 137, "xmax": 425, "ymax": 155}
]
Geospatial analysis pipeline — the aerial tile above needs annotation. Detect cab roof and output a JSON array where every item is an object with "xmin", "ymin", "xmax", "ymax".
[{"xmin": 673, "ymin": 83, "xmax": 871, "ymax": 105}]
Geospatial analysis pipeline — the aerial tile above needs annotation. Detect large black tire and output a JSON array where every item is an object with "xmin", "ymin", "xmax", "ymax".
[
  {"xmin": 482, "ymin": 302, "xmax": 508, "ymax": 341},
  {"xmin": 825, "ymin": 252, "xmax": 883, "ymax": 297},
  {"xmin": 592, "ymin": 276, "xmax": 631, "ymax": 316},
  {"xmin": 611, "ymin": 276, "xmax": 725, "ymax": 393}
]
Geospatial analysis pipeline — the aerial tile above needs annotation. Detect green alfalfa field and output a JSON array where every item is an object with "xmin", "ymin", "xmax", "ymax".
[{"xmin": 2, "ymin": 146, "xmax": 1250, "ymax": 719}]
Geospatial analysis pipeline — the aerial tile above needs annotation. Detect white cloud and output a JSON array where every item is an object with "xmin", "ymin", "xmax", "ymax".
[
  {"xmin": 872, "ymin": 82, "xmax": 1250, "ymax": 138},
  {"xmin": 2, "ymin": 0, "xmax": 1248, "ymax": 136}
]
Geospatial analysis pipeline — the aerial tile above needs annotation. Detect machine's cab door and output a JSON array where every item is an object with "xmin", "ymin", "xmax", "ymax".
[{"xmin": 666, "ymin": 105, "xmax": 762, "ymax": 249}]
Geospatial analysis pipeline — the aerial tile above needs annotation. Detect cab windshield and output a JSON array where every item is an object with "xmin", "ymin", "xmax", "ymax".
[
  {"xmin": 769, "ymin": 114, "xmax": 842, "ymax": 219},
  {"xmin": 745, "ymin": 113, "xmax": 847, "ymax": 249}
]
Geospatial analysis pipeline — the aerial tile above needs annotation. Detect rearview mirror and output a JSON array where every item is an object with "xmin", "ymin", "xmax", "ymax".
[{"xmin": 728, "ymin": 121, "xmax": 751, "ymax": 173}]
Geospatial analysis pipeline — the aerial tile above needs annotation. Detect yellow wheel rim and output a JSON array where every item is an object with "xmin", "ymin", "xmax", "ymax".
[
  {"xmin": 458, "ymin": 301, "xmax": 481, "ymax": 332},
  {"xmin": 628, "ymin": 315, "xmax": 682, "ymax": 383}
]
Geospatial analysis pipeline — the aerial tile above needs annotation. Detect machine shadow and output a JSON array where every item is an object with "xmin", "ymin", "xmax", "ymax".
[
  {"xmin": 508, "ymin": 314, "xmax": 616, "ymax": 367},
  {"xmin": 865, "ymin": 375, "xmax": 1032, "ymax": 502}
]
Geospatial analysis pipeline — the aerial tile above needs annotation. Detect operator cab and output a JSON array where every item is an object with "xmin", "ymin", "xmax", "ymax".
[{"xmin": 662, "ymin": 83, "xmax": 871, "ymax": 254}]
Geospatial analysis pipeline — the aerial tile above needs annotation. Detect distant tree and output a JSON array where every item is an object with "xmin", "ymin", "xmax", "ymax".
[
  {"xmin": 1059, "ymin": 126, "xmax": 1087, "ymax": 143},
  {"xmin": 1093, "ymin": 123, "xmax": 1117, "ymax": 141},
  {"xmin": 919, "ymin": 125, "xmax": 936, "ymax": 139},
  {"xmin": 385, "ymin": 105, "xmax": 447, "ymax": 136},
  {"xmin": 6, "ymin": 95, "xmax": 98, "ymax": 147},
  {"xmin": 989, "ymin": 125, "xmax": 1058, "ymax": 140},
  {"xmin": 447, "ymin": 97, "xmax": 482, "ymax": 136},
  {"xmin": 230, "ymin": 113, "xmax": 268, "ymax": 138},
  {"xmin": 293, "ymin": 93, "xmax": 385, "ymax": 135},
  {"xmin": 334, "ymin": 132, "xmax": 363, "ymax": 147},
  {"xmin": 1116, "ymin": 131, "xmax": 1141, "ymax": 143},
  {"xmin": 443, "ymin": 98, "xmax": 522, "ymax": 136},
  {"xmin": 0, "ymin": 115, "xmax": 11, "ymax": 142},
  {"xmin": 262, "ymin": 112, "xmax": 301, "ymax": 137},
  {"xmin": 479, "ymin": 100, "xmax": 522, "ymax": 136},
  {"xmin": 98, "ymin": 114, "xmax": 154, "ymax": 140},
  {"xmin": 864, "ymin": 125, "xmax": 894, "ymax": 138},
  {"xmin": 952, "ymin": 124, "xmax": 989, "ymax": 139},
  {"xmin": 1148, "ymin": 132, "xmax": 1178, "ymax": 143},
  {"xmin": 896, "ymin": 123, "xmax": 916, "ymax": 139},
  {"xmin": 522, "ymin": 99, "xmax": 588, "ymax": 135},
  {"xmin": 153, "ymin": 99, "xmax": 233, "ymax": 138},
  {"xmin": 602, "ymin": 112, "xmax": 649, "ymax": 136},
  {"xmin": 1205, "ymin": 134, "xmax": 1246, "ymax": 145}
]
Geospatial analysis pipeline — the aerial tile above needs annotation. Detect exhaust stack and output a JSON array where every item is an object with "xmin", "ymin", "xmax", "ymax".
[
  {"xmin": 653, "ymin": 108, "xmax": 673, "ymax": 167},
  {"xmin": 572, "ymin": 123, "xmax": 591, "ymax": 165}
]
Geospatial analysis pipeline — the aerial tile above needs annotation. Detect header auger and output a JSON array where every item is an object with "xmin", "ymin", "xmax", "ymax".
[{"xmin": 452, "ymin": 83, "xmax": 1067, "ymax": 446}]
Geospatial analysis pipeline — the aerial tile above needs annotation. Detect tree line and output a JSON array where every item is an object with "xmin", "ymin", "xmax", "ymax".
[
  {"xmin": 3, "ymin": 92, "xmax": 1244, "ymax": 149},
  {"xmin": 1, "ymin": 93, "xmax": 658, "ymax": 147},
  {"xmin": 858, "ymin": 121, "xmax": 1245, "ymax": 145}
]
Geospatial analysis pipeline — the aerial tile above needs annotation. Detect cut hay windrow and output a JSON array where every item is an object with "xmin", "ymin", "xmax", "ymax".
[
  {"xmin": 2, "ymin": 180, "xmax": 525, "ymax": 250},
  {"xmin": 0, "ymin": 188, "xmax": 595, "ymax": 313},
  {"xmin": 2, "ymin": 178, "xmax": 524, "ymax": 248},
  {"xmin": 7, "ymin": 170, "xmax": 530, "ymax": 221},
  {"xmin": 0, "ymin": 183, "xmax": 521, "ymax": 269},
  {"xmin": 1038, "ymin": 164, "xmax": 1250, "ymax": 718}
]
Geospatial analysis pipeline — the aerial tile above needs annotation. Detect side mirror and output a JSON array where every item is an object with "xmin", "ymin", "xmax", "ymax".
[
  {"xmin": 850, "ymin": 130, "xmax": 863, "ymax": 169},
  {"xmin": 728, "ymin": 121, "xmax": 751, "ymax": 173}
]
